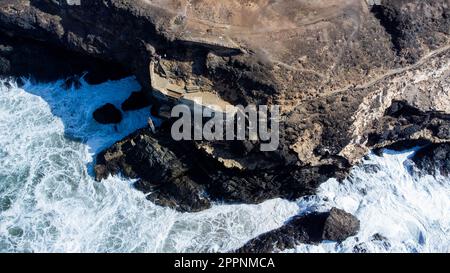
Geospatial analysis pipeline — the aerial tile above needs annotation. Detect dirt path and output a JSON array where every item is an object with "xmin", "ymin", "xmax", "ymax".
[{"xmin": 292, "ymin": 44, "xmax": 450, "ymax": 109}]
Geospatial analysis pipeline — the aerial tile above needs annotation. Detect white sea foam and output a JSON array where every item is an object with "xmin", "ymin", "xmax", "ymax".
[
  {"xmin": 0, "ymin": 77, "xmax": 448, "ymax": 253},
  {"xmin": 289, "ymin": 150, "xmax": 450, "ymax": 253}
]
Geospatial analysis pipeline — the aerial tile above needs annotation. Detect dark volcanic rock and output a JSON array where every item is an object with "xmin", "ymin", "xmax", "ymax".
[
  {"xmin": 367, "ymin": 101, "xmax": 450, "ymax": 148},
  {"xmin": 412, "ymin": 143, "xmax": 450, "ymax": 176},
  {"xmin": 0, "ymin": 32, "xmax": 130, "ymax": 83},
  {"xmin": 95, "ymin": 127, "xmax": 211, "ymax": 212},
  {"xmin": 94, "ymin": 125, "xmax": 347, "ymax": 212},
  {"xmin": 97, "ymin": 101, "xmax": 448, "ymax": 212},
  {"xmin": 322, "ymin": 207, "xmax": 361, "ymax": 242},
  {"xmin": 93, "ymin": 103, "xmax": 122, "ymax": 124},
  {"xmin": 235, "ymin": 208, "xmax": 360, "ymax": 253},
  {"xmin": 121, "ymin": 91, "xmax": 152, "ymax": 111},
  {"xmin": 371, "ymin": 0, "xmax": 450, "ymax": 63}
]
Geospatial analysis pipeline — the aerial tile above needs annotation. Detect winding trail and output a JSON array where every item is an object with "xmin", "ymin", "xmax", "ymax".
[{"xmin": 291, "ymin": 43, "xmax": 450, "ymax": 110}]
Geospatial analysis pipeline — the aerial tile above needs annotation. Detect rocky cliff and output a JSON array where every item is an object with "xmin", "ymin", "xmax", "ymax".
[{"xmin": 1, "ymin": 0, "xmax": 449, "ymax": 249}]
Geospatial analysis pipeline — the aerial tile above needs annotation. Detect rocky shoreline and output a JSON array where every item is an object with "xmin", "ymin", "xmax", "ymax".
[{"xmin": 1, "ymin": 0, "xmax": 450, "ymax": 250}]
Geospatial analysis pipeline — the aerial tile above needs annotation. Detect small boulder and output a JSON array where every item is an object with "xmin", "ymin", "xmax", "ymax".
[
  {"xmin": 322, "ymin": 207, "xmax": 360, "ymax": 242},
  {"xmin": 121, "ymin": 91, "xmax": 151, "ymax": 111},
  {"xmin": 93, "ymin": 103, "xmax": 122, "ymax": 124},
  {"xmin": 235, "ymin": 207, "xmax": 360, "ymax": 253}
]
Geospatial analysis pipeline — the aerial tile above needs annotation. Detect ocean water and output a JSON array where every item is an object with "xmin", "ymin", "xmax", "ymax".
[
  {"xmin": 291, "ymin": 149, "xmax": 450, "ymax": 253},
  {"xmin": 0, "ymin": 77, "xmax": 448, "ymax": 253}
]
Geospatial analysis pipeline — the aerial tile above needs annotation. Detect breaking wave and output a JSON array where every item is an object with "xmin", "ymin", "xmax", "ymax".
[
  {"xmin": 291, "ymin": 149, "xmax": 450, "ymax": 253},
  {"xmin": 0, "ymin": 77, "xmax": 448, "ymax": 253}
]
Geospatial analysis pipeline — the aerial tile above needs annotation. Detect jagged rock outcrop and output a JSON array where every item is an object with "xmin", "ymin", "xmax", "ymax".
[
  {"xmin": 1, "ymin": 0, "xmax": 449, "ymax": 214},
  {"xmin": 95, "ymin": 124, "xmax": 344, "ymax": 211},
  {"xmin": 235, "ymin": 208, "xmax": 360, "ymax": 253},
  {"xmin": 368, "ymin": 101, "xmax": 450, "ymax": 149},
  {"xmin": 95, "ymin": 125, "xmax": 212, "ymax": 212}
]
